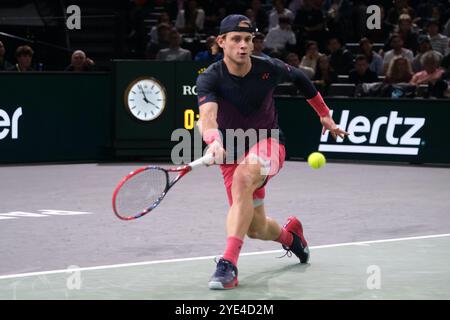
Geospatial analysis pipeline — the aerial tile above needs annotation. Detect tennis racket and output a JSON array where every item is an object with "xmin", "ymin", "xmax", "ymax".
[{"xmin": 112, "ymin": 153, "xmax": 213, "ymax": 221}]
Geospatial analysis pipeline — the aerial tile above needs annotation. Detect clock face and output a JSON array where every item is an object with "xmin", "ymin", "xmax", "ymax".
[{"xmin": 124, "ymin": 77, "xmax": 166, "ymax": 121}]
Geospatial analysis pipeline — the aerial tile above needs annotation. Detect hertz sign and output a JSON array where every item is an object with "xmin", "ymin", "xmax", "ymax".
[
  {"xmin": 319, "ymin": 110, "xmax": 425, "ymax": 156},
  {"xmin": 276, "ymin": 97, "xmax": 450, "ymax": 164},
  {"xmin": 0, "ymin": 107, "xmax": 22, "ymax": 140}
]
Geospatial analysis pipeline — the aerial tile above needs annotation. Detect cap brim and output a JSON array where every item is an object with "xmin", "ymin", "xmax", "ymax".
[{"xmin": 219, "ymin": 26, "xmax": 257, "ymax": 35}]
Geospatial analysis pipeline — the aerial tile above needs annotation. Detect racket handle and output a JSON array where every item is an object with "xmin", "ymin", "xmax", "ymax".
[{"xmin": 189, "ymin": 153, "xmax": 214, "ymax": 169}]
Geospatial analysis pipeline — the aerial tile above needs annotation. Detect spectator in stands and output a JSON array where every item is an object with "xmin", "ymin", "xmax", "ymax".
[
  {"xmin": 294, "ymin": 0, "xmax": 326, "ymax": 48},
  {"xmin": 8, "ymin": 45, "xmax": 35, "ymax": 72},
  {"xmin": 286, "ymin": 52, "xmax": 314, "ymax": 79},
  {"xmin": 126, "ymin": 0, "xmax": 153, "ymax": 58},
  {"xmin": 429, "ymin": 70, "xmax": 450, "ymax": 98},
  {"xmin": 284, "ymin": 52, "xmax": 315, "ymax": 79},
  {"xmin": 384, "ymin": 57, "xmax": 413, "ymax": 84},
  {"xmin": 149, "ymin": 12, "xmax": 173, "ymax": 45},
  {"xmin": 396, "ymin": 14, "xmax": 419, "ymax": 53},
  {"xmin": 383, "ymin": 33, "xmax": 414, "ymax": 73},
  {"xmin": 285, "ymin": 51, "xmax": 301, "ymax": 67},
  {"xmin": 65, "ymin": 50, "xmax": 95, "ymax": 72},
  {"xmin": 300, "ymin": 40, "xmax": 323, "ymax": 78},
  {"xmin": 415, "ymin": 2, "xmax": 446, "ymax": 29},
  {"xmin": 313, "ymin": 55, "xmax": 338, "ymax": 95},
  {"xmin": 0, "ymin": 41, "xmax": 13, "ymax": 71},
  {"xmin": 252, "ymin": 32, "xmax": 270, "ymax": 58},
  {"xmin": 348, "ymin": 55, "xmax": 379, "ymax": 85},
  {"xmin": 386, "ymin": 0, "xmax": 415, "ymax": 28},
  {"xmin": 146, "ymin": 22, "xmax": 172, "ymax": 59},
  {"xmin": 429, "ymin": 5, "xmax": 444, "ymax": 26},
  {"xmin": 263, "ymin": 15, "xmax": 296, "ymax": 57},
  {"xmin": 327, "ymin": 37, "xmax": 354, "ymax": 75},
  {"xmin": 194, "ymin": 35, "xmax": 222, "ymax": 62},
  {"xmin": 287, "ymin": 0, "xmax": 303, "ymax": 15},
  {"xmin": 244, "ymin": 9, "xmax": 258, "ymax": 31},
  {"xmin": 201, "ymin": 1, "xmax": 228, "ymax": 34},
  {"xmin": 156, "ymin": 30, "xmax": 192, "ymax": 61},
  {"xmin": 324, "ymin": 0, "xmax": 353, "ymax": 43},
  {"xmin": 268, "ymin": 0, "xmax": 294, "ymax": 30},
  {"xmin": 444, "ymin": 17, "xmax": 450, "ymax": 37},
  {"xmin": 411, "ymin": 35, "xmax": 442, "ymax": 72},
  {"xmin": 410, "ymin": 50, "xmax": 444, "ymax": 85},
  {"xmin": 249, "ymin": 0, "xmax": 269, "ymax": 32},
  {"xmin": 425, "ymin": 19, "xmax": 449, "ymax": 56},
  {"xmin": 359, "ymin": 37, "xmax": 384, "ymax": 76},
  {"xmin": 175, "ymin": 0, "xmax": 205, "ymax": 34}
]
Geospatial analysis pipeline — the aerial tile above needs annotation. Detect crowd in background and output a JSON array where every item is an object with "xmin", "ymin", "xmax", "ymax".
[
  {"xmin": 138, "ymin": 0, "xmax": 450, "ymax": 98},
  {"xmin": 0, "ymin": 41, "xmax": 95, "ymax": 72},
  {"xmin": 1, "ymin": 0, "xmax": 450, "ymax": 98}
]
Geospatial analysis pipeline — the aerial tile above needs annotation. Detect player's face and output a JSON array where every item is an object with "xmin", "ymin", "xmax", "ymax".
[{"xmin": 219, "ymin": 32, "xmax": 254, "ymax": 65}]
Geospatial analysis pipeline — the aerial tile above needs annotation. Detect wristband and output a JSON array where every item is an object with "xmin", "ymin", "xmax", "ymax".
[
  {"xmin": 307, "ymin": 92, "xmax": 330, "ymax": 117},
  {"xmin": 203, "ymin": 129, "xmax": 222, "ymax": 145}
]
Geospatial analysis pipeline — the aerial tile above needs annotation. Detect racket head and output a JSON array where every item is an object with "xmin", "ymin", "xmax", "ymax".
[{"xmin": 112, "ymin": 166, "xmax": 169, "ymax": 220}]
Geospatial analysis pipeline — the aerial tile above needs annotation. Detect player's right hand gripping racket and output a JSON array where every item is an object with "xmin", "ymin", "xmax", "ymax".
[{"xmin": 112, "ymin": 153, "xmax": 213, "ymax": 221}]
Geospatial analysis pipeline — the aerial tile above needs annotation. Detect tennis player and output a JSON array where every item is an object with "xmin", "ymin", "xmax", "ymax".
[{"xmin": 196, "ymin": 14, "xmax": 349, "ymax": 290}]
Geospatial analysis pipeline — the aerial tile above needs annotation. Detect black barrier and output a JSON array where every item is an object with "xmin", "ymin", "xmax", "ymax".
[
  {"xmin": 0, "ymin": 72, "xmax": 112, "ymax": 163},
  {"xmin": 277, "ymin": 97, "xmax": 450, "ymax": 164}
]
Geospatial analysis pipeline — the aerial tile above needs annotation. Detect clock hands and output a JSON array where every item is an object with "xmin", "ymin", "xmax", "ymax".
[
  {"xmin": 137, "ymin": 84, "xmax": 150, "ymax": 104},
  {"xmin": 147, "ymin": 100, "xmax": 159, "ymax": 108}
]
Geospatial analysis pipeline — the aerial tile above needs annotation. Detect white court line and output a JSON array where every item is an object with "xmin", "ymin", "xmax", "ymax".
[{"xmin": 1, "ymin": 233, "xmax": 449, "ymax": 281}]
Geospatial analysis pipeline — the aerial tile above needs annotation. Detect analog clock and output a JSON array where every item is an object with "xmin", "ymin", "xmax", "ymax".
[{"xmin": 124, "ymin": 77, "xmax": 167, "ymax": 121}]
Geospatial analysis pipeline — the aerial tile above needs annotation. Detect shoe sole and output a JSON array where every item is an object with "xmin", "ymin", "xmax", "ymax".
[
  {"xmin": 208, "ymin": 280, "xmax": 238, "ymax": 290},
  {"xmin": 301, "ymin": 246, "xmax": 310, "ymax": 264}
]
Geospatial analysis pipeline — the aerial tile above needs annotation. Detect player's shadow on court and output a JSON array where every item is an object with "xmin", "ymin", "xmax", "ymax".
[{"xmin": 236, "ymin": 262, "xmax": 311, "ymax": 298}]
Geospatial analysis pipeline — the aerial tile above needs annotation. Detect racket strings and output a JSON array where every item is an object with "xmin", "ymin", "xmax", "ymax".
[{"xmin": 115, "ymin": 168, "xmax": 168, "ymax": 217}]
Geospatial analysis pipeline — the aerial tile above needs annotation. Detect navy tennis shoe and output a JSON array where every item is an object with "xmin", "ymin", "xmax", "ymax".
[
  {"xmin": 208, "ymin": 258, "xmax": 238, "ymax": 290},
  {"xmin": 281, "ymin": 216, "xmax": 310, "ymax": 263}
]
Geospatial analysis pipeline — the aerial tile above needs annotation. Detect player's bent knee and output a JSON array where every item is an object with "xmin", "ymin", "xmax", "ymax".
[
  {"xmin": 232, "ymin": 174, "xmax": 253, "ymax": 193},
  {"xmin": 246, "ymin": 229, "xmax": 261, "ymax": 239},
  {"xmin": 232, "ymin": 164, "xmax": 263, "ymax": 192},
  {"xmin": 247, "ymin": 220, "xmax": 266, "ymax": 240}
]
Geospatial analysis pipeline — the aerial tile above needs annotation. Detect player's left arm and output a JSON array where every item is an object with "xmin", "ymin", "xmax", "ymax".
[{"xmin": 272, "ymin": 58, "xmax": 349, "ymax": 140}]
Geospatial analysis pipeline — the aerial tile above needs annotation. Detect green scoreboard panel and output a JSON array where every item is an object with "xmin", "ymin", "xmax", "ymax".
[
  {"xmin": 174, "ymin": 62, "xmax": 209, "ymax": 130},
  {"xmin": 113, "ymin": 60, "xmax": 209, "ymax": 157}
]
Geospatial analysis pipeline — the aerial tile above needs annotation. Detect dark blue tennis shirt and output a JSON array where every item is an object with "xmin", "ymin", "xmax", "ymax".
[{"xmin": 196, "ymin": 56, "xmax": 318, "ymax": 151}]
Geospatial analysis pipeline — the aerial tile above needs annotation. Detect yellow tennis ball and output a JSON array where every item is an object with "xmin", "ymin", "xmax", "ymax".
[{"xmin": 308, "ymin": 152, "xmax": 326, "ymax": 169}]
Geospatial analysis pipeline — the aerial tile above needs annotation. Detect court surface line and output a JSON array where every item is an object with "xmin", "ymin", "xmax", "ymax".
[{"xmin": 1, "ymin": 232, "xmax": 449, "ymax": 281}]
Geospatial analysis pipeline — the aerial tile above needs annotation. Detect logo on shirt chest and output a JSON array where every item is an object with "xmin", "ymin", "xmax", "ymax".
[{"xmin": 262, "ymin": 72, "xmax": 270, "ymax": 80}]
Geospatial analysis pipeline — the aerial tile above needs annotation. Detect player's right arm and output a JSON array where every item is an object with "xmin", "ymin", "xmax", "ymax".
[
  {"xmin": 197, "ymin": 102, "xmax": 225, "ymax": 164},
  {"xmin": 196, "ymin": 68, "xmax": 226, "ymax": 164}
]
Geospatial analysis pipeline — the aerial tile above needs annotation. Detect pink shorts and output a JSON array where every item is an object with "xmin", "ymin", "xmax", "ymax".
[{"xmin": 219, "ymin": 138, "xmax": 286, "ymax": 207}]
